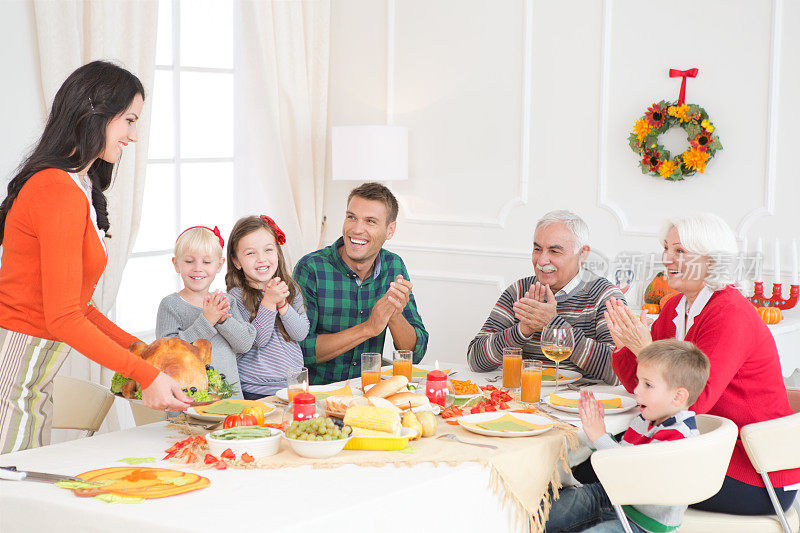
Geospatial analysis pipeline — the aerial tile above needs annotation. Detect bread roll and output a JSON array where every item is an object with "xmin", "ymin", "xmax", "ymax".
[
  {"xmin": 364, "ymin": 375, "xmax": 409, "ymax": 398},
  {"xmin": 385, "ymin": 392, "xmax": 429, "ymax": 410},
  {"xmin": 367, "ymin": 397, "xmax": 400, "ymax": 411}
]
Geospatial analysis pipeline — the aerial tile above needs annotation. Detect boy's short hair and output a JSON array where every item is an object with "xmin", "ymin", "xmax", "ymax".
[
  {"xmin": 175, "ymin": 227, "xmax": 223, "ymax": 258},
  {"xmin": 347, "ymin": 182, "xmax": 399, "ymax": 224},
  {"xmin": 638, "ymin": 339, "xmax": 710, "ymax": 405}
]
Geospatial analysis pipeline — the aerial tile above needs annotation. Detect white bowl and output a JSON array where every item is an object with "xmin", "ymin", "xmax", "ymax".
[
  {"xmin": 206, "ymin": 428, "xmax": 283, "ymax": 459},
  {"xmin": 282, "ymin": 434, "xmax": 352, "ymax": 459}
]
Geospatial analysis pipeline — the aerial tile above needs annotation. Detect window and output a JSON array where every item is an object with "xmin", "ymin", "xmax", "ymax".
[{"xmin": 114, "ymin": 0, "xmax": 234, "ymax": 340}]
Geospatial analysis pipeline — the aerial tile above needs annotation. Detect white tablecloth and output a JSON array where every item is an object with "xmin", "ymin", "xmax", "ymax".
[{"xmin": 2, "ymin": 366, "xmax": 635, "ymax": 533}]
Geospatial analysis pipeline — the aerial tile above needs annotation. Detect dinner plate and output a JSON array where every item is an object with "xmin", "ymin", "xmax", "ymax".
[
  {"xmin": 457, "ymin": 412, "xmax": 555, "ymax": 438},
  {"xmin": 540, "ymin": 368, "xmax": 582, "ymax": 387},
  {"xmin": 543, "ymin": 392, "xmax": 636, "ymax": 414},
  {"xmin": 187, "ymin": 399, "xmax": 275, "ymax": 422},
  {"xmin": 275, "ymin": 383, "xmax": 358, "ymax": 403}
]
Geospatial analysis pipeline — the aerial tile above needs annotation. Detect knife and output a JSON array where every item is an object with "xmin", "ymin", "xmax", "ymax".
[{"xmin": 0, "ymin": 465, "xmax": 88, "ymax": 483}]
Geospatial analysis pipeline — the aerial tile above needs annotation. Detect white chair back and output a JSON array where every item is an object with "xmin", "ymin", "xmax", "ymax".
[
  {"xmin": 52, "ymin": 376, "xmax": 115, "ymax": 436},
  {"xmin": 128, "ymin": 400, "xmax": 168, "ymax": 426},
  {"xmin": 590, "ymin": 414, "xmax": 737, "ymax": 506}
]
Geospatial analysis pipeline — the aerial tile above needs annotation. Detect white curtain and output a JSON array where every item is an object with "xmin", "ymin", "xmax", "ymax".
[
  {"xmin": 234, "ymin": 0, "xmax": 330, "ymax": 263},
  {"xmin": 32, "ymin": 0, "xmax": 158, "ymax": 437}
]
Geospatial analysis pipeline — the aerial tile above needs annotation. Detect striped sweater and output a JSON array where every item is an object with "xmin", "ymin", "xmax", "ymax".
[
  {"xmin": 594, "ymin": 410, "xmax": 699, "ymax": 532},
  {"xmin": 229, "ymin": 287, "xmax": 310, "ymax": 396},
  {"xmin": 466, "ymin": 272, "xmax": 623, "ymax": 384}
]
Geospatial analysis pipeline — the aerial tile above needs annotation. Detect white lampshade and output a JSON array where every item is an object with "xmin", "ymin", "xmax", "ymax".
[{"xmin": 331, "ymin": 126, "xmax": 408, "ymax": 181}]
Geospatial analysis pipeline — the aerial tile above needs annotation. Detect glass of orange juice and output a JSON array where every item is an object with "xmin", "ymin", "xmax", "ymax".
[
  {"xmin": 521, "ymin": 360, "xmax": 542, "ymax": 405},
  {"xmin": 361, "ymin": 352, "xmax": 382, "ymax": 389},
  {"xmin": 392, "ymin": 350, "xmax": 413, "ymax": 381},
  {"xmin": 502, "ymin": 347, "xmax": 522, "ymax": 390},
  {"xmin": 287, "ymin": 367, "xmax": 308, "ymax": 401}
]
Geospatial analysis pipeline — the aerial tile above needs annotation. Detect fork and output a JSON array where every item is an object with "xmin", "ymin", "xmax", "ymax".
[{"xmin": 437, "ymin": 433, "xmax": 498, "ymax": 450}]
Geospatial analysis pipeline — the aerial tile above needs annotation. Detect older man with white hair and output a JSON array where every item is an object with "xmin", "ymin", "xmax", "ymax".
[{"xmin": 467, "ymin": 210, "xmax": 624, "ymax": 384}]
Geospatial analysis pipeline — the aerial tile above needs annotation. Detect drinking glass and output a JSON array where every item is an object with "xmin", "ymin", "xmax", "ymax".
[
  {"xmin": 287, "ymin": 367, "xmax": 308, "ymax": 402},
  {"xmin": 392, "ymin": 350, "xmax": 413, "ymax": 381},
  {"xmin": 521, "ymin": 360, "xmax": 542, "ymax": 405},
  {"xmin": 361, "ymin": 352, "xmax": 382, "ymax": 389},
  {"xmin": 540, "ymin": 324, "xmax": 574, "ymax": 394},
  {"xmin": 502, "ymin": 347, "xmax": 522, "ymax": 390}
]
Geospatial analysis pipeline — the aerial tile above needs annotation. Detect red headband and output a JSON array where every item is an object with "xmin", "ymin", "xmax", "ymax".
[
  {"xmin": 260, "ymin": 215, "xmax": 286, "ymax": 245},
  {"xmin": 177, "ymin": 225, "xmax": 225, "ymax": 248}
]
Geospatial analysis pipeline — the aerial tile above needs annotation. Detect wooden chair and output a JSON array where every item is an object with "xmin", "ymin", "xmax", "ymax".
[
  {"xmin": 52, "ymin": 376, "xmax": 115, "ymax": 437},
  {"xmin": 128, "ymin": 400, "xmax": 168, "ymax": 426},
  {"xmin": 590, "ymin": 414, "xmax": 738, "ymax": 533}
]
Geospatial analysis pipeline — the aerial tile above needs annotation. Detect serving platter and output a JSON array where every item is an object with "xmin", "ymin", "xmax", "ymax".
[{"xmin": 186, "ymin": 399, "xmax": 275, "ymax": 422}]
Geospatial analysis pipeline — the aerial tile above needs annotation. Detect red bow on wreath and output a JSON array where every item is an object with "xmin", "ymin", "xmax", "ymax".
[
  {"xmin": 669, "ymin": 68, "xmax": 698, "ymax": 105},
  {"xmin": 260, "ymin": 215, "xmax": 286, "ymax": 245}
]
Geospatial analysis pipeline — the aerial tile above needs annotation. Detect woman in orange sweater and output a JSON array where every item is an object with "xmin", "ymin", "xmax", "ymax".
[{"xmin": 0, "ymin": 61, "xmax": 191, "ymax": 453}]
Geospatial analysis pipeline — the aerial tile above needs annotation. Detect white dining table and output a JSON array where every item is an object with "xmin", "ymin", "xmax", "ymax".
[{"xmin": 0, "ymin": 365, "xmax": 635, "ymax": 533}]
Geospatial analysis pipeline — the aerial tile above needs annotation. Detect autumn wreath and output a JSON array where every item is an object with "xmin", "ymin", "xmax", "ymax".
[{"xmin": 628, "ymin": 100, "xmax": 722, "ymax": 181}]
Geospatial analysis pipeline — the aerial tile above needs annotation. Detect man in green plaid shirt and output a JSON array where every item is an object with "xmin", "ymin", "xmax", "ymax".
[{"xmin": 293, "ymin": 183, "xmax": 429, "ymax": 385}]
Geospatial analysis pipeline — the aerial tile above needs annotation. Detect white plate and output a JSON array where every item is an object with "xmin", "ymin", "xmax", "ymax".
[
  {"xmin": 540, "ymin": 368, "xmax": 582, "ymax": 387},
  {"xmin": 275, "ymin": 383, "xmax": 359, "ymax": 403},
  {"xmin": 457, "ymin": 412, "xmax": 555, "ymax": 438},
  {"xmin": 187, "ymin": 400, "xmax": 275, "ymax": 422},
  {"xmin": 543, "ymin": 391, "xmax": 636, "ymax": 414}
]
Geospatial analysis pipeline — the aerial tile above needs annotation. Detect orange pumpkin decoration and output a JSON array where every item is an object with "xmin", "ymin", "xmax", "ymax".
[
  {"xmin": 644, "ymin": 273, "xmax": 678, "ymax": 304},
  {"xmin": 660, "ymin": 292, "xmax": 680, "ymax": 309},
  {"xmin": 757, "ymin": 306, "xmax": 782, "ymax": 325},
  {"xmin": 642, "ymin": 303, "xmax": 661, "ymax": 314}
]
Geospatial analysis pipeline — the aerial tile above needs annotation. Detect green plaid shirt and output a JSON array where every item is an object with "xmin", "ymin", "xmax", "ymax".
[{"xmin": 293, "ymin": 238, "xmax": 429, "ymax": 385}]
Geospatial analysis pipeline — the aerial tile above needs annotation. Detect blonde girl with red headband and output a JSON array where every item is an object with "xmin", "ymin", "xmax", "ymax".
[
  {"xmin": 155, "ymin": 226, "xmax": 256, "ymax": 398},
  {"xmin": 226, "ymin": 215, "xmax": 309, "ymax": 399}
]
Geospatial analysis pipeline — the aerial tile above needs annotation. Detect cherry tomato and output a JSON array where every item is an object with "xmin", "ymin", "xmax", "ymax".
[
  {"xmin": 220, "ymin": 448, "xmax": 236, "ymax": 460},
  {"xmin": 204, "ymin": 454, "xmax": 218, "ymax": 465},
  {"xmin": 241, "ymin": 453, "xmax": 255, "ymax": 463}
]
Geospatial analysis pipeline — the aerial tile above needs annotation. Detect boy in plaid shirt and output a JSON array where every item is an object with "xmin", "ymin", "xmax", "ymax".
[{"xmin": 293, "ymin": 183, "xmax": 428, "ymax": 385}]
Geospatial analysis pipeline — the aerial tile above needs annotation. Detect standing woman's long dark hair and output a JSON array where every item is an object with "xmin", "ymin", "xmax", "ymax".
[{"xmin": 0, "ymin": 60, "xmax": 145, "ymax": 244}]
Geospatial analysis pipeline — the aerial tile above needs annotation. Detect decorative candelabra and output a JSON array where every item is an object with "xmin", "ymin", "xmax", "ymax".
[{"xmin": 746, "ymin": 282, "xmax": 799, "ymax": 310}]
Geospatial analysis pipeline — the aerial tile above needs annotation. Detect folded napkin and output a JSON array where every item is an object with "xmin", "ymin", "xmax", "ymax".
[
  {"xmin": 460, "ymin": 413, "xmax": 553, "ymax": 433},
  {"xmin": 381, "ymin": 366, "xmax": 452, "ymax": 379},
  {"xmin": 197, "ymin": 399, "xmax": 271, "ymax": 416},
  {"xmin": 549, "ymin": 394, "xmax": 623, "ymax": 409},
  {"xmin": 311, "ymin": 384, "xmax": 353, "ymax": 400},
  {"xmin": 541, "ymin": 368, "xmax": 571, "ymax": 381}
]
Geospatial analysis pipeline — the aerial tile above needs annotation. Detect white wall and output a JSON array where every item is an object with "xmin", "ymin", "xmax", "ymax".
[{"xmin": 325, "ymin": 0, "xmax": 800, "ymax": 365}]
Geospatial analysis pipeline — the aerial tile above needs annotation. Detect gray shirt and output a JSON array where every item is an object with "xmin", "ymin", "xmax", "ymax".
[
  {"xmin": 229, "ymin": 287, "xmax": 310, "ymax": 396},
  {"xmin": 156, "ymin": 292, "xmax": 257, "ymax": 399}
]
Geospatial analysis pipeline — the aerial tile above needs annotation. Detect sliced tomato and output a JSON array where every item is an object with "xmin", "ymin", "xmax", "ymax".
[
  {"xmin": 204, "ymin": 454, "xmax": 218, "ymax": 465},
  {"xmin": 220, "ymin": 448, "xmax": 236, "ymax": 460},
  {"xmin": 241, "ymin": 453, "xmax": 254, "ymax": 463},
  {"xmin": 192, "ymin": 436, "xmax": 207, "ymax": 446},
  {"xmin": 213, "ymin": 460, "xmax": 227, "ymax": 470},
  {"xmin": 184, "ymin": 451, "xmax": 197, "ymax": 464},
  {"xmin": 484, "ymin": 405, "xmax": 497, "ymax": 412},
  {"xmin": 165, "ymin": 437, "xmax": 192, "ymax": 454},
  {"xmin": 499, "ymin": 402, "xmax": 510, "ymax": 410}
]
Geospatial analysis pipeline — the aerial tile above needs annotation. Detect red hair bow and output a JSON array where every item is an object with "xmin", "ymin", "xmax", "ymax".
[
  {"xmin": 260, "ymin": 215, "xmax": 286, "ymax": 245},
  {"xmin": 177, "ymin": 225, "xmax": 225, "ymax": 248}
]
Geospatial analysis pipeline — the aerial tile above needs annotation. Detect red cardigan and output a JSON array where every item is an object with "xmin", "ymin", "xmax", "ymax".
[{"xmin": 613, "ymin": 286, "xmax": 800, "ymax": 487}]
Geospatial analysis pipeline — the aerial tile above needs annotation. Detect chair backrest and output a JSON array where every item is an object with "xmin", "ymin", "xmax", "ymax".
[
  {"xmin": 128, "ymin": 400, "xmax": 168, "ymax": 426},
  {"xmin": 52, "ymin": 376, "xmax": 115, "ymax": 433},
  {"xmin": 591, "ymin": 414, "xmax": 738, "ymax": 506},
  {"xmin": 787, "ymin": 387, "xmax": 800, "ymax": 414},
  {"xmin": 740, "ymin": 411, "xmax": 800, "ymax": 474}
]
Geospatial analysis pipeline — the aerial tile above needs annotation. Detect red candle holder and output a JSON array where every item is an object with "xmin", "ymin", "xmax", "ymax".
[
  {"xmin": 746, "ymin": 282, "xmax": 799, "ymax": 310},
  {"xmin": 425, "ymin": 370, "xmax": 448, "ymax": 407}
]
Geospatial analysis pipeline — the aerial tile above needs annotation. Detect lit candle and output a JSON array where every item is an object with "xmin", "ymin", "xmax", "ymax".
[
  {"xmin": 792, "ymin": 239, "xmax": 798, "ymax": 285},
  {"xmin": 755, "ymin": 238, "xmax": 763, "ymax": 280},
  {"xmin": 774, "ymin": 239, "xmax": 781, "ymax": 285}
]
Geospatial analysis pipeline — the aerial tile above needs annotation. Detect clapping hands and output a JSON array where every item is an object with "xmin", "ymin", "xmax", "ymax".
[
  {"xmin": 579, "ymin": 390, "xmax": 607, "ymax": 442},
  {"xmin": 513, "ymin": 282, "xmax": 558, "ymax": 336},
  {"xmin": 366, "ymin": 275, "xmax": 413, "ymax": 336},
  {"xmin": 262, "ymin": 277, "xmax": 291, "ymax": 313},
  {"xmin": 203, "ymin": 290, "xmax": 230, "ymax": 326},
  {"xmin": 603, "ymin": 297, "xmax": 652, "ymax": 355}
]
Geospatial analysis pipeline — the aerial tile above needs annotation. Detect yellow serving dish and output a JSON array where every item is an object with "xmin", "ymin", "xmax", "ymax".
[{"xmin": 344, "ymin": 427, "xmax": 416, "ymax": 451}]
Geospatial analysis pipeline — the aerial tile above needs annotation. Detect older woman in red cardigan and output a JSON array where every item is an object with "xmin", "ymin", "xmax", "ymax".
[{"xmin": 605, "ymin": 213, "xmax": 798, "ymax": 515}]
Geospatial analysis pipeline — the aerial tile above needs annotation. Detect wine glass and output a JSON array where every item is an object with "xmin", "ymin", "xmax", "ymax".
[{"xmin": 540, "ymin": 324, "xmax": 575, "ymax": 394}]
